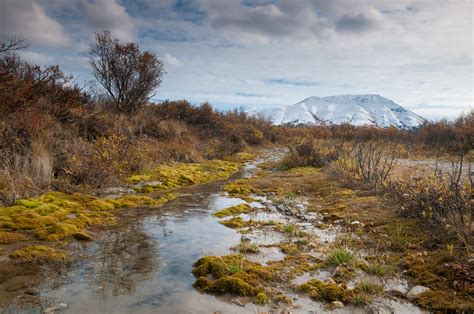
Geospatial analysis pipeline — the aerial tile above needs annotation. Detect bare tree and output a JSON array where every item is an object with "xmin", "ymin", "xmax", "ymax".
[
  {"xmin": 0, "ymin": 35, "xmax": 28, "ymax": 54},
  {"xmin": 88, "ymin": 31, "xmax": 165, "ymax": 114}
]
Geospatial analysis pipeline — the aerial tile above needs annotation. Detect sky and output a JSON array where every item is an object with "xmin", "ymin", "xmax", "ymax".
[{"xmin": 0, "ymin": 0, "xmax": 472, "ymax": 120}]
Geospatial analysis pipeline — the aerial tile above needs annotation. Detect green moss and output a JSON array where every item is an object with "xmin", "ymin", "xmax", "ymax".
[
  {"xmin": 403, "ymin": 249, "xmax": 455, "ymax": 286},
  {"xmin": 126, "ymin": 174, "xmax": 152, "ymax": 183},
  {"xmin": 280, "ymin": 243, "xmax": 301, "ymax": 255},
  {"xmin": 213, "ymin": 204, "xmax": 253, "ymax": 218},
  {"xmin": 192, "ymin": 255, "xmax": 273, "ymax": 298},
  {"xmin": 332, "ymin": 265, "xmax": 356, "ymax": 282},
  {"xmin": 9, "ymin": 245, "xmax": 68, "ymax": 263},
  {"xmin": 415, "ymin": 290, "xmax": 474, "ymax": 312},
  {"xmin": 129, "ymin": 160, "xmax": 239, "ymax": 191},
  {"xmin": 273, "ymin": 293, "xmax": 293, "ymax": 305},
  {"xmin": 254, "ymin": 292, "xmax": 269, "ymax": 305},
  {"xmin": 298, "ymin": 279, "xmax": 352, "ymax": 302},
  {"xmin": 210, "ymin": 275, "xmax": 257, "ymax": 295},
  {"xmin": 224, "ymin": 152, "xmax": 257, "ymax": 163},
  {"xmin": 219, "ymin": 217, "xmax": 256, "ymax": 229},
  {"xmin": 0, "ymin": 192, "xmax": 176, "ymax": 243},
  {"xmin": 223, "ymin": 179, "xmax": 257, "ymax": 199}
]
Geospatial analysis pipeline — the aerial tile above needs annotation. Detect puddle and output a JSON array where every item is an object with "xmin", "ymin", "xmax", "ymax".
[{"xmin": 245, "ymin": 246, "xmax": 286, "ymax": 265}]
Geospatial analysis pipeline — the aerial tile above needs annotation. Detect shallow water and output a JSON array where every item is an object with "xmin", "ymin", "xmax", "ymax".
[
  {"xmin": 10, "ymin": 151, "xmax": 427, "ymax": 314},
  {"xmin": 38, "ymin": 189, "xmax": 269, "ymax": 313}
]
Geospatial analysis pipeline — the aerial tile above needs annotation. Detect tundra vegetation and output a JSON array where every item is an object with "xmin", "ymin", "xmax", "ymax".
[{"xmin": 0, "ymin": 34, "xmax": 472, "ymax": 312}]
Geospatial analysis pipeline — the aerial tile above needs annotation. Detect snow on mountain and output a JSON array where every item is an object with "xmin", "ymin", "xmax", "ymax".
[{"xmin": 249, "ymin": 94, "xmax": 425, "ymax": 129}]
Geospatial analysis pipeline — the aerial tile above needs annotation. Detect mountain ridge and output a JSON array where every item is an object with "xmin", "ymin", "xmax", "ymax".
[{"xmin": 248, "ymin": 94, "xmax": 425, "ymax": 129}]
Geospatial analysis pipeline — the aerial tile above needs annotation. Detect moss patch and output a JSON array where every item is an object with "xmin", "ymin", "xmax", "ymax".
[
  {"xmin": 224, "ymin": 152, "xmax": 257, "ymax": 163},
  {"xmin": 213, "ymin": 204, "xmax": 253, "ymax": 218},
  {"xmin": 279, "ymin": 243, "xmax": 301, "ymax": 255},
  {"xmin": 298, "ymin": 279, "xmax": 352, "ymax": 303},
  {"xmin": 0, "ymin": 231, "xmax": 28, "ymax": 244},
  {"xmin": 0, "ymin": 192, "xmax": 177, "ymax": 242},
  {"xmin": 223, "ymin": 179, "xmax": 258, "ymax": 200},
  {"xmin": 129, "ymin": 160, "xmax": 240, "ymax": 192},
  {"xmin": 219, "ymin": 217, "xmax": 257, "ymax": 229},
  {"xmin": 253, "ymin": 292, "xmax": 269, "ymax": 305},
  {"xmin": 415, "ymin": 290, "xmax": 474, "ymax": 312},
  {"xmin": 192, "ymin": 255, "xmax": 273, "ymax": 297},
  {"xmin": 9, "ymin": 245, "xmax": 68, "ymax": 263}
]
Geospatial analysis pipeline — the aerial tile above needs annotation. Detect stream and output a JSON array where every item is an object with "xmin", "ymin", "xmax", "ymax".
[{"xmin": 6, "ymin": 150, "xmax": 427, "ymax": 313}]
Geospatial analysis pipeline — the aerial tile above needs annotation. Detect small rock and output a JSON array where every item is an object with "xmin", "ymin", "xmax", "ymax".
[
  {"xmin": 43, "ymin": 303, "xmax": 68, "ymax": 313},
  {"xmin": 332, "ymin": 301, "xmax": 344, "ymax": 308},
  {"xmin": 57, "ymin": 304, "xmax": 68, "ymax": 310},
  {"xmin": 230, "ymin": 298, "xmax": 245, "ymax": 307},
  {"xmin": 296, "ymin": 222, "xmax": 312, "ymax": 227},
  {"xmin": 407, "ymin": 285, "xmax": 430, "ymax": 299},
  {"xmin": 288, "ymin": 293, "xmax": 298, "ymax": 300}
]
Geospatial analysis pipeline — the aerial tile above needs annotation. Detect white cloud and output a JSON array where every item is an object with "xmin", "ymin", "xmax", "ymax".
[
  {"xmin": 162, "ymin": 53, "xmax": 183, "ymax": 67},
  {"xmin": 18, "ymin": 51, "xmax": 54, "ymax": 65},
  {"xmin": 85, "ymin": 0, "xmax": 135, "ymax": 41},
  {"xmin": 0, "ymin": 0, "xmax": 70, "ymax": 48}
]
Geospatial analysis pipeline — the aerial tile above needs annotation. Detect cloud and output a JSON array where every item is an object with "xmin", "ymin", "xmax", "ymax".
[
  {"xmin": 265, "ymin": 79, "xmax": 320, "ymax": 87},
  {"xmin": 0, "ymin": 0, "xmax": 70, "ymax": 48},
  {"xmin": 194, "ymin": 0, "xmax": 392, "ymax": 43},
  {"xmin": 18, "ymin": 51, "xmax": 54, "ymax": 65},
  {"xmin": 162, "ymin": 52, "xmax": 183, "ymax": 67},
  {"xmin": 85, "ymin": 0, "xmax": 135, "ymax": 41},
  {"xmin": 335, "ymin": 10, "xmax": 381, "ymax": 33}
]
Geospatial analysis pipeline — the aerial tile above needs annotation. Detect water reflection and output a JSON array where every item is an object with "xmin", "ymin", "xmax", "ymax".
[
  {"xmin": 95, "ymin": 222, "xmax": 156, "ymax": 298},
  {"xmin": 39, "ymin": 186, "xmax": 246, "ymax": 313}
]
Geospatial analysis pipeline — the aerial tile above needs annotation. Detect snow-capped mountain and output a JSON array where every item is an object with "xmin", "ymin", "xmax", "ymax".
[{"xmin": 249, "ymin": 94, "xmax": 425, "ymax": 129}]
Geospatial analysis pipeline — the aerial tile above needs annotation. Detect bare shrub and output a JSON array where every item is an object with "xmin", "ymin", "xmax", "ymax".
[
  {"xmin": 389, "ymin": 155, "xmax": 472, "ymax": 252},
  {"xmin": 88, "ymin": 31, "xmax": 164, "ymax": 114},
  {"xmin": 352, "ymin": 141, "xmax": 398, "ymax": 192},
  {"xmin": 327, "ymin": 141, "xmax": 398, "ymax": 192},
  {"xmin": 64, "ymin": 135, "xmax": 132, "ymax": 187},
  {"xmin": 280, "ymin": 139, "xmax": 342, "ymax": 169}
]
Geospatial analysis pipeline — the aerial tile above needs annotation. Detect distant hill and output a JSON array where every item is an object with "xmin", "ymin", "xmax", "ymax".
[{"xmin": 249, "ymin": 94, "xmax": 425, "ymax": 129}]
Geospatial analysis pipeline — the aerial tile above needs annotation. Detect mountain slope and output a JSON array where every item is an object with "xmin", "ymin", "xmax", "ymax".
[{"xmin": 250, "ymin": 94, "xmax": 425, "ymax": 129}]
